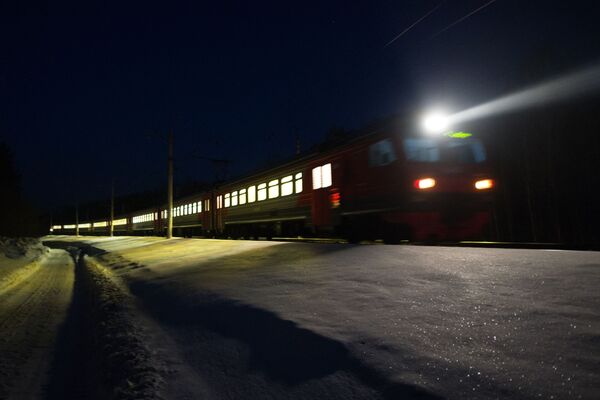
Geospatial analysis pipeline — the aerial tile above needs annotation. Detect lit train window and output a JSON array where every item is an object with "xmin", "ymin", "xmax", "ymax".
[
  {"xmin": 322, "ymin": 163, "xmax": 332, "ymax": 187},
  {"xmin": 154, "ymin": 212, "xmax": 157, "ymax": 220},
  {"xmin": 281, "ymin": 175, "xmax": 293, "ymax": 196},
  {"xmin": 191, "ymin": 203, "xmax": 196, "ymax": 213},
  {"xmin": 205, "ymin": 199, "xmax": 210, "ymax": 211},
  {"xmin": 248, "ymin": 185, "xmax": 256, "ymax": 202},
  {"xmin": 239, "ymin": 189, "xmax": 247, "ymax": 205},
  {"xmin": 232, "ymin": 191, "xmax": 238, "ymax": 206},
  {"xmin": 295, "ymin": 173, "xmax": 303, "ymax": 193},
  {"xmin": 257, "ymin": 183, "xmax": 267, "ymax": 201},
  {"xmin": 312, "ymin": 164, "xmax": 332, "ymax": 189},
  {"xmin": 312, "ymin": 166, "xmax": 321, "ymax": 189},
  {"xmin": 224, "ymin": 193, "xmax": 231, "ymax": 208},
  {"xmin": 217, "ymin": 195, "xmax": 222, "ymax": 209},
  {"xmin": 268, "ymin": 180, "xmax": 279, "ymax": 198}
]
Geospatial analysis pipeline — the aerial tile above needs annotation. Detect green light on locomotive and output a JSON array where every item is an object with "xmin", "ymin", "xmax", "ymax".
[{"xmin": 446, "ymin": 131, "xmax": 472, "ymax": 139}]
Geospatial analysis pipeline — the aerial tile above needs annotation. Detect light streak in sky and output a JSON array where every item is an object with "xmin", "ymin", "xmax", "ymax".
[
  {"xmin": 384, "ymin": 2, "xmax": 443, "ymax": 47},
  {"xmin": 431, "ymin": 0, "xmax": 497, "ymax": 38},
  {"xmin": 448, "ymin": 64, "xmax": 600, "ymax": 125}
]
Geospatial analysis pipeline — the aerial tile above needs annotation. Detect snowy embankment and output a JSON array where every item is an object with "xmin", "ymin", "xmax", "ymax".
[
  {"xmin": 45, "ymin": 235, "xmax": 600, "ymax": 400},
  {"xmin": 78, "ymin": 253, "xmax": 164, "ymax": 399},
  {"xmin": 0, "ymin": 236, "xmax": 50, "ymax": 283}
]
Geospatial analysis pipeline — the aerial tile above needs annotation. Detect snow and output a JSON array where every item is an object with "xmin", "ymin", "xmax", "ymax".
[
  {"xmin": 46, "ymin": 236, "xmax": 600, "ymax": 399},
  {"xmin": 0, "ymin": 236, "xmax": 50, "ymax": 284}
]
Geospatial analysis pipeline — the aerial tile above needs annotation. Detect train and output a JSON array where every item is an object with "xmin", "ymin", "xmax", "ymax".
[{"xmin": 52, "ymin": 120, "xmax": 495, "ymax": 243}]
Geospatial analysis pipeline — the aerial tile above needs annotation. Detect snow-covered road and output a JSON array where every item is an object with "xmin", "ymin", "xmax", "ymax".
[
  {"xmin": 45, "ymin": 236, "xmax": 600, "ymax": 399},
  {"xmin": 0, "ymin": 248, "xmax": 74, "ymax": 399}
]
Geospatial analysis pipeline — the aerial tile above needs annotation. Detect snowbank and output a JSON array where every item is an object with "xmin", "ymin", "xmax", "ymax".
[
  {"xmin": 0, "ymin": 237, "xmax": 48, "ymax": 260},
  {"xmin": 78, "ymin": 252, "xmax": 164, "ymax": 400},
  {"xmin": 0, "ymin": 237, "xmax": 50, "ymax": 284}
]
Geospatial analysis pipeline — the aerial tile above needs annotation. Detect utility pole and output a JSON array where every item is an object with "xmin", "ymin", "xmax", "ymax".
[
  {"xmin": 167, "ymin": 129, "xmax": 174, "ymax": 239},
  {"xmin": 110, "ymin": 179, "xmax": 115, "ymax": 237},
  {"xmin": 75, "ymin": 203, "xmax": 79, "ymax": 236}
]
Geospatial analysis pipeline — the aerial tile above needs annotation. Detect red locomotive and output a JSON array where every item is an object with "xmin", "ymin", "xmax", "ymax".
[{"xmin": 55, "ymin": 121, "xmax": 494, "ymax": 242}]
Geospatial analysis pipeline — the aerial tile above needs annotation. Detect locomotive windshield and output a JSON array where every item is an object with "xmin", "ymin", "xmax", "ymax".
[{"xmin": 403, "ymin": 137, "xmax": 486, "ymax": 163}]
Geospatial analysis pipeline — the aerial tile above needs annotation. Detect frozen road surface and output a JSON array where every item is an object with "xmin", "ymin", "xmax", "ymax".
[
  {"xmin": 0, "ymin": 249, "xmax": 74, "ymax": 399},
  {"xmin": 40, "ymin": 237, "xmax": 600, "ymax": 399}
]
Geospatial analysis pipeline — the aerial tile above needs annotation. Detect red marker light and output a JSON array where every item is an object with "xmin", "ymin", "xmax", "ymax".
[
  {"xmin": 475, "ymin": 179, "xmax": 494, "ymax": 190},
  {"xmin": 414, "ymin": 178, "xmax": 436, "ymax": 190},
  {"xmin": 330, "ymin": 192, "xmax": 341, "ymax": 208}
]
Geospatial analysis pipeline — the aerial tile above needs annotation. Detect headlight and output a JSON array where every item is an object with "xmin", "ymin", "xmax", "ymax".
[
  {"xmin": 414, "ymin": 177, "xmax": 436, "ymax": 189},
  {"xmin": 475, "ymin": 179, "xmax": 494, "ymax": 190}
]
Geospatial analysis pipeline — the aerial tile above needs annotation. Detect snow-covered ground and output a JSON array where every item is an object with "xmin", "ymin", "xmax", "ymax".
[
  {"xmin": 0, "ymin": 237, "xmax": 50, "ymax": 283},
  {"xmin": 46, "ymin": 236, "xmax": 600, "ymax": 399},
  {"xmin": 0, "ymin": 238, "xmax": 73, "ymax": 399}
]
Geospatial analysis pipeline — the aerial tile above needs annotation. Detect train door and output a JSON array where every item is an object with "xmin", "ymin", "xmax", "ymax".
[{"xmin": 311, "ymin": 162, "xmax": 335, "ymax": 231}]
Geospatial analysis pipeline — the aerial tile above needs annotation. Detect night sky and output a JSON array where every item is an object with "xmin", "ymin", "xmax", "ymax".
[{"xmin": 2, "ymin": 1, "xmax": 599, "ymax": 212}]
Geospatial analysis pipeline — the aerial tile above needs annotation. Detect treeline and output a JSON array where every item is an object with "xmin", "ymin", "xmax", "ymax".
[
  {"xmin": 476, "ymin": 95, "xmax": 600, "ymax": 248},
  {"xmin": 0, "ymin": 142, "xmax": 42, "ymax": 237}
]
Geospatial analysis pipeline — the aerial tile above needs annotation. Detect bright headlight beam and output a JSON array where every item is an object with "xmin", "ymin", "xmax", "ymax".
[{"xmin": 447, "ymin": 64, "xmax": 600, "ymax": 126}]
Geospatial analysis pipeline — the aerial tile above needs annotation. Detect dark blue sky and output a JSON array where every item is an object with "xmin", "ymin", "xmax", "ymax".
[{"xmin": 1, "ymin": 1, "xmax": 599, "ymax": 211}]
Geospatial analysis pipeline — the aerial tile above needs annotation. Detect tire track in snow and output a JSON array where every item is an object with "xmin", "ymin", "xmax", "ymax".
[{"xmin": 0, "ymin": 249, "xmax": 74, "ymax": 399}]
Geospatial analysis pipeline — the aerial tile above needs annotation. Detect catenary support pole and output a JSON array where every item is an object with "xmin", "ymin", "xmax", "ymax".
[
  {"xmin": 167, "ymin": 130, "xmax": 173, "ymax": 239},
  {"xmin": 110, "ymin": 179, "xmax": 114, "ymax": 237}
]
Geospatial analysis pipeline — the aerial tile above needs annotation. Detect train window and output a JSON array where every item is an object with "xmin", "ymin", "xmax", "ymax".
[
  {"xmin": 239, "ymin": 189, "xmax": 247, "ymax": 205},
  {"xmin": 403, "ymin": 138, "xmax": 439, "ymax": 162},
  {"xmin": 232, "ymin": 191, "xmax": 238, "ymax": 206},
  {"xmin": 369, "ymin": 139, "xmax": 397, "ymax": 166},
  {"xmin": 313, "ymin": 164, "xmax": 332, "ymax": 189},
  {"xmin": 248, "ymin": 185, "xmax": 256, "ymax": 202},
  {"xmin": 403, "ymin": 138, "xmax": 486, "ymax": 163},
  {"xmin": 312, "ymin": 166, "xmax": 322, "ymax": 189},
  {"xmin": 268, "ymin": 179, "xmax": 279, "ymax": 198},
  {"xmin": 445, "ymin": 140, "xmax": 486, "ymax": 163},
  {"xmin": 295, "ymin": 173, "xmax": 303, "ymax": 193},
  {"xmin": 281, "ymin": 175, "xmax": 293, "ymax": 196},
  {"xmin": 217, "ymin": 195, "xmax": 222, "ymax": 209},
  {"xmin": 205, "ymin": 199, "xmax": 210, "ymax": 211},
  {"xmin": 192, "ymin": 203, "xmax": 196, "ymax": 213},
  {"xmin": 322, "ymin": 163, "xmax": 332, "ymax": 187},
  {"xmin": 198, "ymin": 201, "xmax": 202, "ymax": 213},
  {"xmin": 224, "ymin": 193, "xmax": 231, "ymax": 207},
  {"xmin": 257, "ymin": 183, "xmax": 267, "ymax": 201}
]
